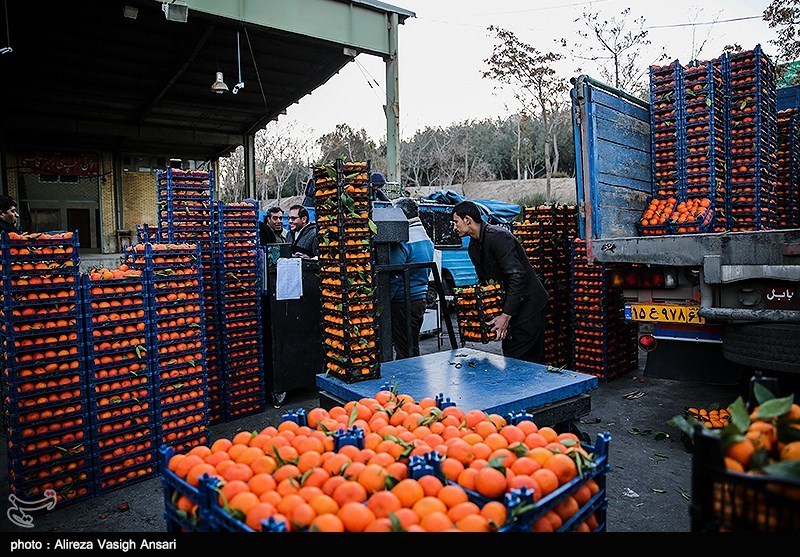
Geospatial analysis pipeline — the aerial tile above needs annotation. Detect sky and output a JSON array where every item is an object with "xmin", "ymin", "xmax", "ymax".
[{"xmin": 281, "ymin": 0, "xmax": 781, "ymax": 142}]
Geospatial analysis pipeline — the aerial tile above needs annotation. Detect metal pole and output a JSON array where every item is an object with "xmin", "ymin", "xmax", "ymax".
[{"xmin": 384, "ymin": 12, "xmax": 400, "ymax": 183}]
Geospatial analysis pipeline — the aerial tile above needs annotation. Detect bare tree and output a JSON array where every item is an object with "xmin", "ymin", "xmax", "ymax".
[
  {"xmin": 254, "ymin": 120, "xmax": 315, "ymax": 205},
  {"xmin": 430, "ymin": 128, "xmax": 461, "ymax": 187},
  {"xmin": 765, "ymin": 0, "xmax": 800, "ymax": 62},
  {"xmin": 484, "ymin": 26, "xmax": 567, "ymax": 202},
  {"xmin": 217, "ymin": 146, "xmax": 245, "ymax": 202},
  {"xmin": 400, "ymin": 130, "xmax": 434, "ymax": 188},
  {"xmin": 561, "ymin": 7, "xmax": 665, "ymax": 98}
]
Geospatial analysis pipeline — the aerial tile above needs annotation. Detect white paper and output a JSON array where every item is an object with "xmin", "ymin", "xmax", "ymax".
[{"xmin": 276, "ymin": 257, "xmax": 303, "ymax": 300}]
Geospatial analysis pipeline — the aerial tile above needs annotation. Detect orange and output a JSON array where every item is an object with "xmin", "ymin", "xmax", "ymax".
[
  {"xmin": 531, "ymin": 468, "xmax": 559, "ymax": 496},
  {"xmin": 525, "ymin": 432, "xmax": 548, "ymax": 449},
  {"xmin": 528, "ymin": 447, "xmax": 553, "ymax": 467},
  {"xmin": 219, "ymin": 480, "xmax": 249, "ymax": 506},
  {"xmin": 310, "ymin": 513, "xmax": 345, "ymax": 532},
  {"xmin": 229, "ymin": 491, "xmax": 260, "ymax": 515},
  {"xmin": 554, "ymin": 495, "xmax": 579, "ymax": 522},
  {"xmin": 538, "ymin": 427, "xmax": 558, "ymax": 443},
  {"xmin": 545, "ymin": 453, "xmax": 578, "ymax": 485},
  {"xmin": 289, "ymin": 502, "xmax": 316, "ymax": 530},
  {"xmin": 420, "ymin": 511, "xmax": 453, "ymax": 532},
  {"xmin": 480, "ymin": 500, "xmax": 507, "ymax": 529},
  {"xmin": 511, "ymin": 456, "xmax": 541, "ymax": 476},
  {"xmin": 437, "ymin": 484, "xmax": 469, "ymax": 509},
  {"xmin": 725, "ymin": 438, "xmax": 755, "ymax": 469},
  {"xmin": 309, "ymin": 493, "xmax": 339, "ymax": 516},
  {"xmin": 456, "ymin": 467, "xmax": 478, "ymax": 491},
  {"xmin": 276, "ymin": 493, "xmax": 304, "ymax": 517},
  {"xmin": 441, "ymin": 458, "xmax": 464, "ymax": 482},
  {"xmin": 447, "ymin": 501, "xmax": 481, "ymax": 523},
  {"xmin": 332, "ymin": 480, "xmax": 367, "ymax": 505},
  {"xmin": 322, "ymin": 475, "xmax": 347, "ymax": 497},
  {"xmin": 186, "ymin": 463, "xmax": 216, "ymax": 487},
  {"xmin": 174, "ymin": 455, "xmax": 203, "ymax": 479},
  {"xmin": 245, "ymin": 502, "xmax": 276, "ymax": 531},
  {"xmin": 297, "ymin": 486, "xmax": 324, "ymax": 503},
  {"xmin": 248, "ymin": 473, "xmax": 277, "ymax": 497},
  {"xmin": 338, "ymin": 501, "xmax": 376, "ymax": 532},
  {"xmin": 475, "ymin": 466, "xmax": 507, "ymax": 499},
  {"xmin": 221, "ymin": 463, "xmax": 254, "ymax": 483},
  {"xmin": 391, "ymin": 478, "xmax": 425, "ymax": 508},
  {"xmin": 389, "ymin": 507, "xmax": 420, "ymax": 529},
  {"xmin": 232, "ymin": 431, "xmax": 254, "ymax": 445},
  {"xmin": 412, "ymin": 496, "xmax": 447, "ymax": 519},
  {"xmin": 456, "ymin": 513, "xmax": 490, "ymax": 532},
  {"xmin": 366, "ymin": 490, "xmax": 402, "ymax": 518},
  {"xmin": 364, "ymin": 517, "xmax": 393, "ymax": 532},
  {"xmin": 417, "ymin": 474, "xmax": 444, "ymax": 497}
]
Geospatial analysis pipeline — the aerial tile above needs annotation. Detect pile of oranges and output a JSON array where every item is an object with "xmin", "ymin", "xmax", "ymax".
[
  {"xmin": 670, "ymin": 197, "xmax": 713, "ymax": 233},
  {"xmin": 166, "ymin": 390, "xmax": 604, "ymax": 532},
  {"xmin": 638, "ymin": 197, "xmax": 676, "ymax": 234}
]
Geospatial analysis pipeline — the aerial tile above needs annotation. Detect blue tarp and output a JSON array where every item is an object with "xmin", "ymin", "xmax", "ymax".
[{"xmin": 422, "ymin": 189, "xmax": 521, "ymax": 224}]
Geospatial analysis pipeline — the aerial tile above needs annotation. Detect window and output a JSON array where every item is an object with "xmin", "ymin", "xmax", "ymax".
[{"xmin": 30, "ymin": 209, "xmax": 61, "ymax": 233}]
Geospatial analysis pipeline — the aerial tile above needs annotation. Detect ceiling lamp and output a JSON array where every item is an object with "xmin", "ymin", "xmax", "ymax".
[
  {"xmin": 162, "ymin": 0, "xmax": 188, "ymax": 23},
  {"xmin": 211, "ymin": 71, "xmax": 229, "ymax": 94}
]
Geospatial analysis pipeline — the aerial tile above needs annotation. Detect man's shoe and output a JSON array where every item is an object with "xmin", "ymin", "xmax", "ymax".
[{"xmin": 272, "ymin": 391, "xmax": 287, "ymax": 408}]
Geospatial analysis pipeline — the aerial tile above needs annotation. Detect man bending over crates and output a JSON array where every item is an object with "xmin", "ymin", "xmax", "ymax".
[{"xmin": 452, "ymin": 200, "xmax": 549, "ymax": 363}]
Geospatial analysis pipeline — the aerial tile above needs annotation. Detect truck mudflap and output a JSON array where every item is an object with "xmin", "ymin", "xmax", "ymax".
[{"xmin": 698, "ymin": 307, "xmax": 800, "ymax": 324}]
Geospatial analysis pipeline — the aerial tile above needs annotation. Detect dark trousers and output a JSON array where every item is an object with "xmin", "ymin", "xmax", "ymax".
[
  {"xmin": 391, "ymin": 299, "xmax": 427, "ymax": 360},
  {"xmin": 502, "ymin": 307, "xmax": 546, "ymax": 364}
]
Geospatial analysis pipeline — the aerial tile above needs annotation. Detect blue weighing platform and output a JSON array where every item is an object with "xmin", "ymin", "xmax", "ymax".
[{"xmin": 316, "ymin": 348, "xmax": 598, "ymax": 420}]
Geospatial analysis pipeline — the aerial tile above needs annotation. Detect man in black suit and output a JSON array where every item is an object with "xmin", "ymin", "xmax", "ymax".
[{"xmin": 452, "ymin": 200, "xmax": 549, "ymax": 363}]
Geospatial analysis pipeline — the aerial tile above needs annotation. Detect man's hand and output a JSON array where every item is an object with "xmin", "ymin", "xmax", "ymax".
[{"xmin": 487, "ymin": 313, "xmax": 511, "ymax": 341}]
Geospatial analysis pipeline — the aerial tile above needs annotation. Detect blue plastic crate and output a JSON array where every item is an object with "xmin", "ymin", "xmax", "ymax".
[
  {"xmin": 160, "ymin": 428, "xmax": 210, "ymax": 455},
  {"xmin": 94, "ymin": 421, "xmax": 155, "ymax": 456},
  {"xmin": 10, "ymin": 474, "xmax": 94, "ymax": 509}
]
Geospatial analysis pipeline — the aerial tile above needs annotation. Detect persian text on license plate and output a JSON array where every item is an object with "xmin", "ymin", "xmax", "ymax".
[{"xmin": 625, "ymin": 303, "xmax": 706, "ymax": 325}]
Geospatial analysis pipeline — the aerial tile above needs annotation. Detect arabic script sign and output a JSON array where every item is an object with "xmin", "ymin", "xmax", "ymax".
[
  {"xmin": 17, "ymin": 152, "xmax": 99, "ymax": 177},
  {"xmin": 764, "ymin": 285, "xmax": 800, "ymax": 310}
]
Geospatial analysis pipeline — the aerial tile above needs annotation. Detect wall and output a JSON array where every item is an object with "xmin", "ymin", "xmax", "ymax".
[
  {"xmin": 99, "ymin": 152, "xmax": 116, "ymax": 254},
  {"xmin": 121, "ymin": 171, "xmax": 158, "ymax": 240}
]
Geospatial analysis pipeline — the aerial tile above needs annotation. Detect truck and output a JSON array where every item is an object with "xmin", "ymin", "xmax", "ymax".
[{"xmin": 571, "ymin": 74, "xmax": 800, "ymax": 381}]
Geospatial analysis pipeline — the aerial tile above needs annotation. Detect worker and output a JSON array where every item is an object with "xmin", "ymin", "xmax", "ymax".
[
  {"xmin": 0, "ymin": 195, "xmax": 20, "ymax": 234},
  {"xmin": 301, "ymin": 177, "xmax": 316, "ymax": 208},
  {"xmin": 371, "ymin": 172, "xmax": 391, "ymax": 202},
  {"xmin": 451, "ymin": 200, "xmax": 549, "ymax": 363},
  {"xmin": 259, "ymin": 206, "xmax": 287, "ymax": 244},
  {"xmin": 389, "ymin": 197, "xmax": 435, "ymax": 359},
  {"xmin": 287, "ymin": 204, "xmax": 318, "ymax": 258}
]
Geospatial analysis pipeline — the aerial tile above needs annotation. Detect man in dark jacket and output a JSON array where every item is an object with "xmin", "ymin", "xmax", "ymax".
[
  {"xmin": 0, "ymin": 195, "xmax": 20, "ymax": 234},
  {"xmin": 452, "ymin": 200, "xmax": 549, "ymax": 363},
  {"xmin": 287, "ymin": 204, "xmax": 318, "ymax": 258},
  {"xmin": 259, "ymin": 206, "xmax": 287, "ymax": 245}
]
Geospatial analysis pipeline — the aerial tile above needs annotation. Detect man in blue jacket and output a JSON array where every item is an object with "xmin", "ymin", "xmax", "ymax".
[{"xmin": 389, "ymin": 197, "xmax": 434, "ymax": 359}]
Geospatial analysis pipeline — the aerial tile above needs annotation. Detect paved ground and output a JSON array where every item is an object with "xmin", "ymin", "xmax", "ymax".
[{"xmin": 0, "ymin": 332, "xmax": 748, "ymax": 534}]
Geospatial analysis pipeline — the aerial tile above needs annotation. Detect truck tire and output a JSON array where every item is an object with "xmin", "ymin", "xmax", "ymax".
[{"xmin": 722, "ymin": 323, "xmax": 800, "ymax": 374}]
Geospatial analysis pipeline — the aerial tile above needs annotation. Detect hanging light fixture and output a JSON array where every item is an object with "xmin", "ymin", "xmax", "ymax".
[
  {"xmin": 211, "ymin": 71, "xmax": 229, "ymax": 94},
  {"xmin": 232, "ymin": 31, "xmax": 245, "ymax": 95}
]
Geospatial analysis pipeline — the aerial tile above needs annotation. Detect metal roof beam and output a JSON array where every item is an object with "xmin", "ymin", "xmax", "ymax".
[{"xmin": 179, "ymin": 0, "xmax": 413, "ymax": 57}]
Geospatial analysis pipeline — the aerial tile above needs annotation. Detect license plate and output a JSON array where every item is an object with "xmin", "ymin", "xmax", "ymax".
[{"xmin": 625, "ymin": 303, "xmax": 706, "ymax": 325}]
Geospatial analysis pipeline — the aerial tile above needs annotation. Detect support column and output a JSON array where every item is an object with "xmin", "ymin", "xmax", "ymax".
[
  {"xmin": 244, "ymin": 132, "xmax": 256, "ymax": 199},
  {"xmin": 384, "ymin": 13, "xmax": 400, "ymax": 184}
]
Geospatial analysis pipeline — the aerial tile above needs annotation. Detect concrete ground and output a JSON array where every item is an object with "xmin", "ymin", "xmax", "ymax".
[{"xmin": 0, "ymin": 333, "xmax": 746, "ymax": 534}]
